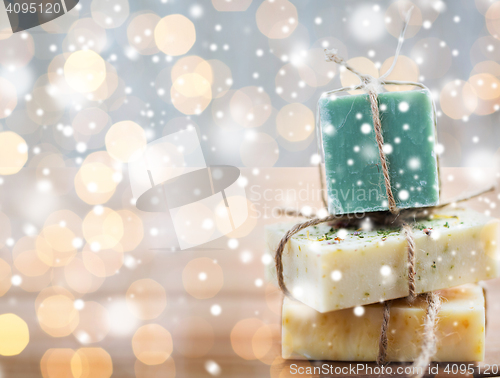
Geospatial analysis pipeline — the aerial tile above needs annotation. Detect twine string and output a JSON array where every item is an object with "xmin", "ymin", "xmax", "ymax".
[
  {"xmin": 322, "ymin": 9, "xmax": 415, "ymax": 214},
  {"xmin": 275, "ymin": 4, "xmax": 490, "ymax": 369},
  {"xmin": 367, "ymin": 89, "xmax": 398, "ymax": 213},
  {"xmin": 274, "ymin": 184, "xmax": 494, "ymax": 301},
  {"xmin": 375, "ymin": 223, "xmax": 416, "ymax": 366},
  {"xmin": 376, "ymin": 292, "xmax": 441, "ymax": 370},
  {"xmin": 274, "ymin": 214, "xmax": 338, "ymax": 297},
  {"xmin": 403, "ymin": 223, "xmax": 417, "ymax": 302},
  {"xmin": 410, "ymin": 292, "xmax": 442, "ymax": 378},
  {"xmin": 377, "ymin": 301, "xmax": 392, "ymax": 365}
]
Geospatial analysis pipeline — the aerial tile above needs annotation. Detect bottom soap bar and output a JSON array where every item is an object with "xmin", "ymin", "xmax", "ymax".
[{"xmin": 282, "ymin": 284, "xmax": 485, "ymax": 362}]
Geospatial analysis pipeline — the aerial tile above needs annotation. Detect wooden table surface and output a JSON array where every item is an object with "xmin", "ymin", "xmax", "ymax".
[{"xmin": 0, "ymin": 167, "xmax": 499, "ymax": 377}]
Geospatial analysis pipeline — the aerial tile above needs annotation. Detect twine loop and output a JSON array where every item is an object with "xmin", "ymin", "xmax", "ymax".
[{"xmin": 275, "ymin": 5, "xmax": 494, "ymax": 376}]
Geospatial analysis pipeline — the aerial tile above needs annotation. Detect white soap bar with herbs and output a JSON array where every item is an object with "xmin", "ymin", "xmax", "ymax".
[
  {"xmin": 266, "ymin": 208, "xmax": 499, "ymax": 313},
  {"xmin": 282, "ymin": 284, "xmax": 485, "ymax": 362}
]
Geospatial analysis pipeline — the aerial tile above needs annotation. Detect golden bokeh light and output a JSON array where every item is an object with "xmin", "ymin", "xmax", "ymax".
[
  {"xmin": 171, "ymin": 56, "xmax": 213, "ymax": 84},
  {"xmin": 240, "ymin": 132, "xmax": 279, "ymax": 167},
  {"xmin": 82, "ymin": 207, "xmax": 124, "ymax": 251},
  {"xmin": 17, "ymin": 270, "xmax": 53, "ymax": 293},
  {"xmin": 276, "ymin": 103, "xmax": 315, "ymax": 142},
  {"xmin": 72, "ymin": 348, "xmax": 113, "ymax": 378},
  {"xmin": 182, "ymin": 257, "xmax": 224, "ymax": 299},
  {"xmin": 230, "ymin": 86, "xmax": 272, "ymax": 128},
  {"xmin": 168, "ymin": 56, "xmax": 214, "ymax": 114},
  {"xmin": 252, "ymin": 323, "xmax": 281, "ymax": 365},
  {"xmin": 41, "ymin": 348, "xmax": 75, "ymax": 378},
  {"xmin": 37, "ymin": 294, "xmax": 79, "ymax": 337},
  {"xmin": 126, "ymin": 279, "xmax": 167, "ymax": 320},
  {"xmin": 135, "ymin": 358, "xmax": 176, "ymax": 378},
  {"xmin": 82, "ymin": 242, "xmax": 123, "ymax": 278},
  {"xmin": 380, "ymin": 55, "xmax": 420, "ymax": 92},
  {"xmin": 476, "ymin": 0, "xmax": 494, "ymax": 15},
  {"xmin": 471, "ymin": 60, "xmax": 500, "ymax": 78},
  {"xmin": 172, "ymin": 316, "xmax": 214, "ymax": 358},
  {"xmin": 155, "ymin": 14, "xmax": 196, "ymax": 56},
  {"xmin": 105, "ymin": 121, "xmax": 147, "ymax": 163},
  {"xmin": 64, "ymin": 50, "xmax": 107, "ymax": 93},
  {"xmin": 0, "ymin": 77, "xmax": 18, "ymax": 119},
  {"xmin": 127, "ymin": 13, "xmax": 161, "ymax": 56},
  {"xmin": 77, "ymin": 161, "xmax": 117, "ymax": 205},
  {"xmin": 440, "ymin": 79, "xmax": 478, "ymax": 119},
  {"xmin": 13, "ymin": 236, "xmax": 51, "ymax": 277},
  {"xmin": 90, "ymin": 62, "xmax": 120, "ymax": 101},
  {"xmin": 64, "ymin": 257, "xmax": 104, "ymax": 294},
  {"xmin": 212, "ymin": 0, "xmax": 252, "ymax": 11},
  {"xmin": 37, "ymin": 226, "xmax": 77, "ymax": 268},
  {"xmin": 340, "ymin": 57, "xmax": 379, "ymax": 94},
  {"xmin": 0, "ymin": 131, "xmax": 28, "ymax": 175},
  {"xmin": 469, "ymin": 61, "xmax": 500, "ymax": 115},
  {"xmin": 469, "ymin": 73, "xmax": 500, "ymax": 100},
  {"xmin": 35, "ymin": 286, "xmax": 73, "ymax": 309},
  {"xmin": 36, "ymin": 211, "xmax": 81, "ymax": 268},
  {"xmin": 230, "ymin": 318, "xmax": 265, "ymax": 360},
  {"xmin": 91, "ymin": 0, "xmax": 130, "ymax": 29},
  {"xmin": 256, "ymin": 0, "xmax": 298, "ymax": 39},
  {"xmin": 0, "ymin": 314, "xmax": 29, "ymax": 356},
  {"xmin": 0, "ymin": 258, "xmax": 12, "ymax": 297},
  {"xmin": 117, "ymin": 210, "xmax": 144, "ymax": 252},
  {"xmin": 208, "ymin": 59, "xmax": 233, "ymax": 98},
  {"xmin": 171, "ymin": 73, "xmax": 213, "ymax": 115},
  {"xmin": 172, "ymin": 73, "xmax": 211, "ymax": 99},
  {"xmin": 132, "ymin": 324, "xmax": 173, "ymax": 365},
  {"xmin": 385, "ymin": 1, "xmax": 422, "ymax": 38},
  {"xmin": 486, "ymin": 1, "xmax": 500, "ymax": 39},
  {"xmin": 75, "ymin": 173, "xmax": 115, "ymax": 206},
  {"xmin": 73, "ymin": 301, "xmax": 109, "ymax": 344}
]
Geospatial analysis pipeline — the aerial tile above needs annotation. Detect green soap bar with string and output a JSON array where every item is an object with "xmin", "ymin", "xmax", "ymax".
[{"xmin": 318, "ymin": 88, "xmax": 439, "ymax": 215}]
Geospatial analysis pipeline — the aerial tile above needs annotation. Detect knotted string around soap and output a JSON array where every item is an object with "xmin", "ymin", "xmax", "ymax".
[{"xmin": 274, "ymin": 7, "xmax": 495, "ymax": 378}]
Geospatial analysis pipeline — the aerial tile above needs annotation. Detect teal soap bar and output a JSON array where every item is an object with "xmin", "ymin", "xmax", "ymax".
[{"xmin": 319, "ymin": 89, "xmax": 439, "ymax": 215}]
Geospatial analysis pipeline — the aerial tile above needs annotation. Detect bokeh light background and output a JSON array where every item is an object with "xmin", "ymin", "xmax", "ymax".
[{"xmin": 0, "ymin": 0, "xmax": 500, "ymax": 377}]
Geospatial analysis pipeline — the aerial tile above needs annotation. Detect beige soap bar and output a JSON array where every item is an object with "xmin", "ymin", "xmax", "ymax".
[
  {"xmin": 282, "ymin": 284, "xmax": 485, "ymax": 362},
  {"xmin": 266, "ymin": 208, "xmax": 500, "ymax": 313}
]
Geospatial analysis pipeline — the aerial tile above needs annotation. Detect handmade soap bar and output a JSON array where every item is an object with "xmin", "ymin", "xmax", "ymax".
[
  {"xmin": 318, "ymin": 89, "xmax": 439, "ymax": 215},
  {"xmin": 282, "ymin": 284, "xmax": 485, "ymax": 362},
  {"xmin": 265, "ymin": 208, "xmax": 499, "ymax": 313}
]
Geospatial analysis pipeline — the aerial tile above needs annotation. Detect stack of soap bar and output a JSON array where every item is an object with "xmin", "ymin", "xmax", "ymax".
[
  {"xmin": 282, "ymin": 284, "xmax": 485, "ymax": 362},
  {"xmin": 266, "ymin": 208, "xmax": 499, "ymax": 313},
  {"xmin": 318, "ymin": 89, "xmax": 439, "ymax": 215}
]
